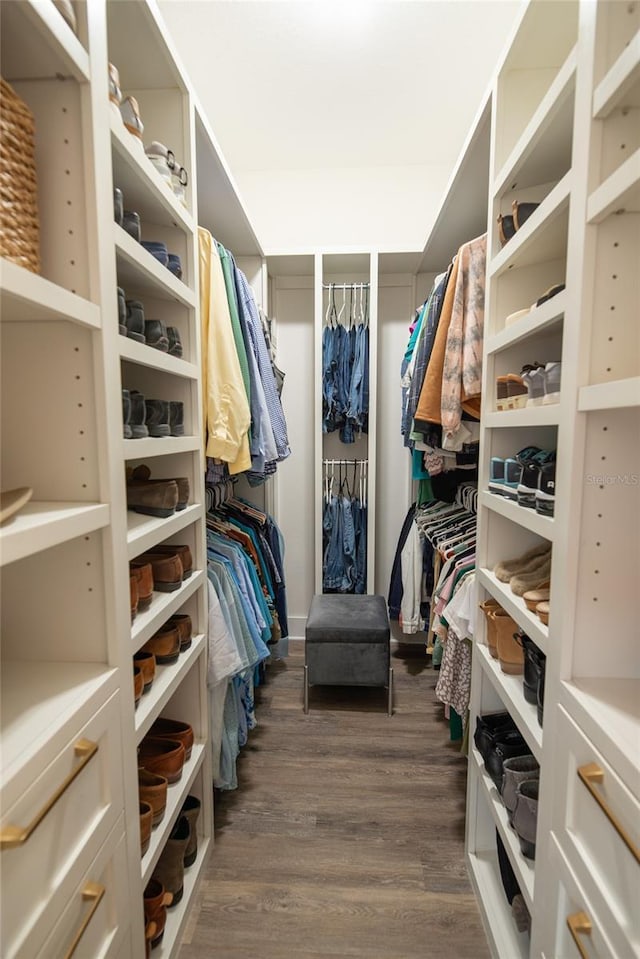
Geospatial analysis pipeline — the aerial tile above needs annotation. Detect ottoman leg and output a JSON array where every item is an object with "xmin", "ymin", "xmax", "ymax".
[
  {"xmin": 304, "ymin": 664, "xmax": 309, "ymax": 714},
  {"xmin": 387, "ymin": 667, "xmax": 394, "ymax": 717}
]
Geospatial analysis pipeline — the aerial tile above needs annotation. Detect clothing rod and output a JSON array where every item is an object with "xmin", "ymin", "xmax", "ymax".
[
  {"xmin": 322, "ymin": 459, "xmax": 368, "ymax": 466},
  {"xmin": 322, "ymin": 283, "xmax": 370, "ymax": 290}
]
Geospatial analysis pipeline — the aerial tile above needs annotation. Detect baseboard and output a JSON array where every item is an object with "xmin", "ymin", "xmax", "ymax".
[{"xmin": 287, "ymin": 615, "xmax": 307, "ymax": 641}]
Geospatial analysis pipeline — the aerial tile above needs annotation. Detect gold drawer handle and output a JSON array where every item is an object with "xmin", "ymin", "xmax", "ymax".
[
  {"xmin": 63, "ymin": 881, "xmax": 105, "ymax": 959},
  {"xmin": 577, "ymin": 762, "xmax": 640, "ymax": 864},
  {"xmin": 567, "ymin": 910, "xmax": 592, "ymax": 958},
  {"xmin": 0, "ymin": 739, "xmax": 98, "ymax": 849}
]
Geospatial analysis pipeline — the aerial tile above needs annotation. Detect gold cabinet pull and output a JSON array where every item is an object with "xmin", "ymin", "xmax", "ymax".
[
  {"xmin": 63, "ymin": 881, "xmax": 105, "ymax": 959},
  {"xmin": 577, "ymin": 762, "xmax": 640, "ymax": 864},
  {"xmin": 0, "ymin": 739, "xmax": 98, "ymax": 849},
  {"xmin": 567, "ymin": 910, "xmax": 592, "ymax": 958}
]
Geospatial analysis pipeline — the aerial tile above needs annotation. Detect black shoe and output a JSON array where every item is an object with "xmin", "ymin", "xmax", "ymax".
[
  {"xmin": 521, "ymin": 634, "xmax": 545, "ymax": 705},
  {"xmin": 167, "ymin": 326, "xmax": 183, "ymax": 358},
  {"xmin": 144, "ymin": 320, "xmax": 169, "ymax": 352},
  {"xmin": 485, "ymin": 731, "xmax": 531, "ymax": 790},
  {"xmin": 145, "ymin": 399, "xmax": 171, "ymax": 438},
  {"xmin": 515, "ymin": 448, "xmax": 549, "ymax": 510},
  {"xmin": 129, "ymin": 390, "xmax": 149, "ymax": 439},
  {"xmin": 122, "ymin": 389, "xmax": 132, "ymax": 439},
  {"xmin": 123, "ymin": 210, "xmax": 141, "ymax": 243},
  {"xmin": 537, "ymin": 655, "xmax": 546, "ymax": 728},
  {"xmin": 114, "ymin": 187, "xmax": 124, "ymax": 226},
  {"xmin": 126, "ymin": 299, "xmax": 146, "ymax": 343},
  {"xmin": 536, "ymin": 458, "xmax": 556, "ymax": 516},
  {"xmin": 474, "ymin": 712, "xmax": 516, "ymax": 762},
  {"xmin": 169, "ymin": 401, "xmax": 184, "ymax": 437},
  {"xmin": 117, "ymin": 286, "xmax": 127, "ymax": 336}
]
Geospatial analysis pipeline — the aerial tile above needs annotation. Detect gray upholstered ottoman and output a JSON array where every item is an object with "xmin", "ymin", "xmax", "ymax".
[{"xmin": 304, "ymin": 594, "xmax": 393, "ymax": 715}]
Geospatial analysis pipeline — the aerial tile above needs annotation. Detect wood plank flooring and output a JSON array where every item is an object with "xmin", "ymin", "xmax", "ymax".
[{"xmin": 179, "ymin": 643, "xmax": 490, "ymax": 959}]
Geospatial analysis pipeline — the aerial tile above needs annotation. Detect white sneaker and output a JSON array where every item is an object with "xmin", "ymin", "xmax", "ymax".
[
  {"xmin": 542, "ymin": 361, "xmax": 561, "ymax": 404},
  {"xmin": 145, "ymin": 141, "xmax": 175, "ymax": 187},
  {"xmin": 171, "ymin": 166, "xmax": 188, "ymax": 207}
]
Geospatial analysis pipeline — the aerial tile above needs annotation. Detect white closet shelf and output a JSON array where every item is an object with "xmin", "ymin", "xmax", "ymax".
[
  {"xmin": 477, "ymin": 642, "xmax": 543, "ymax": 760},
  {"xmin": 1, "ymin": 662, "xmax": 118, "ymax": 786},
  {"xmin": 484, "ymin": 406, "xmax": 560, "ymax": 427},
  {"xmin": 561, "ymin": 678, "xmax": 640, "ymax": 791},
  {"xmin": 0, "ymin": 259, "xmax": 100, "ymax": 329},
  {"xmin": 0, "ymin": 502, "xmax": 110, "ymax": 567},
  {"xmin": 480, "ymin": 491, "xmax": 556, "ymax": 542},
  {"xmin": 467, "ymin": 849, "xmax": 530, "ymax": 959},
  {"xmin": 488, "ymin": 290, "xmax": 566, "ymax": 355},
  {"xmin": 493, "ymin": 46, "xmax": 577, "ymax": 198},
  {"xmin": 141, "ymin": 743, "xmax": 206, "ymax": 886},
  {"xmin": 123, "ymin": 436, "xmax": 202, "ymax": 459},
  {"xmin": 111, "ymin": 119, "xmax": 195, "ymax": 235},
  {"xmin": 477, "ymin": 569, "xmax": 549, "ymax": 656},
  {"xmin": 489, "ymin": 173, "xmax": 572, "ymax": 278},
  {"xmin": 114, "ymin": 227, "xmax": 196, "ymax": 309},
  {"xmin": 153, "ymin": 836, "xmax": 211, "ymax": 959},
  {"xmin": 119, "ymin": 336, "xmax": 198, "ymax": 380},
  {"xmin": 0, "ymin": 0, "xmax": 89, "ymax": 83},
  {"xmin": 132, "ymin": 570, "xmax": 205, "ymax": 652},
  {"xmin": 587, "ymin": 148, "xmax": 640, "ymax": 223},
  {"xmin": 578, "ymin": 377, "xmax": 640, "ymax": 411},
  {"xmin": 135, "ymin": 634, "xmax": 205, "ymax": 742},
  {"xmin": 593, "ymin": 30, "xmax": 640, "ymax": 118},
  {"xmin": 127, "ymin": 504, "xmax": 202, "ymax": 560},
  {"xmin": 471, "ymin": 747, "xmax": 536, "ymax": 912}
]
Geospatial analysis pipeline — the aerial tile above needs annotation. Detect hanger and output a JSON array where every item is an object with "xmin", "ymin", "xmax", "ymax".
[{"xmin": 337, "ymin": 286, "xmax": 346, "ymax": 328}]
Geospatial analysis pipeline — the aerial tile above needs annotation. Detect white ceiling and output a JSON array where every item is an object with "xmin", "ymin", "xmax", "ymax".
[{"xmin": 159, "ymin": 0, "xmax": 524, "ymax": 252}]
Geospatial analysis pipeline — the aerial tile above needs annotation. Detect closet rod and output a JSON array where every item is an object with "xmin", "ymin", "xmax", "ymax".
[
  {"xmin": 322, "ymin": 283, "xmax": 370, "ymax": 290},
  {"xmin": 322, "ymin": 459, "xmax": 368, "ymax": 465}
]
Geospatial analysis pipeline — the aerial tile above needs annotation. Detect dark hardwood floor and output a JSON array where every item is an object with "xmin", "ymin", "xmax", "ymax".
[{"xmin": 179, "ymin": 643, "xmax": 490, "ymax": 958}]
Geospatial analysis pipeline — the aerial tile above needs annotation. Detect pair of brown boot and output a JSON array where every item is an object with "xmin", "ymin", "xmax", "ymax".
[{"xmin": 478, "ymin": 599, "xmax": 523, "ymax": 674}]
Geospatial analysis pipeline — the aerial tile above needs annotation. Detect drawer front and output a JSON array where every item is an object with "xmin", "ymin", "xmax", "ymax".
[
  {"xmin": 554, "ymin": 707, "xmax": 640, "ymax": 955},
  {"xmin": 547, "ymin": 834, "xmax": 623, "ymax": 959},
  {"xmin": 37, "ymin": 821, "xmax": 129, "ymax": 959},
  {"xmin": 1, "ymin": 693, "xmax": 124, "ymax": 959}
]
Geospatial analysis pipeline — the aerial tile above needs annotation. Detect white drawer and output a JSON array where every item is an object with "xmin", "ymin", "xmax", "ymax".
[
  {"xmin": 1, "ymin": 692, "xmax": 124, "ymax": 959},
  {"xmin": 553, "ymin": 707, "xmax": 640, "ymax": 956},
  {"xmin": 37, "ymin": 820, "xmax": 129, "ymax": 959},
  {"xmin": 547, "ymin": 834, "xmax": 623, "ymax": 959}
]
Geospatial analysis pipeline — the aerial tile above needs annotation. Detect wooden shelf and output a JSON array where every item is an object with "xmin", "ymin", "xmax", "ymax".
[
  {"xmin": 0, "ymin": 259, "xmax": 100, "ymax": 329},
  {"xmin": 587, "ymin": 148, "xmax": 640, "ymax": 223},
  {"xmin": 467, "ymin": 849, "xmax": 530, "ymax": 959},
  {"xmin": 0, "ymin": 502, "xmax": 110, "ymax": 567},
  {"xmin": 1, "ymin": 662, "xmax": 118, "ymax": 787},
  {"xmin": 561, "ymin": 678, "xmax": 640, "ymax": 792},
  {"xmin": 127, "ymin": 503, "xmax": 202, "ymax": 560},
  {"xmin": 114, "ymin": 226, "xmax": 196, "ymax": 308},
  {"xmin": 471, "ymin": 747, "xmax": 536, "ymax": 913},
  {"xmin": 484, "ymin": 406, "xmax": 560, "ymax": 428},
  {"xmin": 593, "ymin": 30, "xmax": 640, "ymax": 118},
  {"xmin": 119, "ymin": 335, "xmax": 198, "ymax": 379},
  {"xmin": 578, "ymin": 377, "xmax": 640, "ymax": 411},
  {"xmin": 0, "ymin": 0, "xmax": 89, "ymax": 83},
  {"xmin": 494, "ymin": 47, "xmax": 577, "ymax": 198},
  {"xmin": 111, "ymin": 118, "xmax": 195, "ymax": 234},
  {"xmin": 153, "ymin": 835, "xmax": 211, "ymax": 959},
  {"xmin": 141, "ymin": 743, "xmax": 206, "ymax": 887},
  {"xmin": 135, "ymin": 634, "xmax": 205, "ymax": 742},
  {"xmin": 490, "ymin": 172, "xmax": 572, "ymax": 278},
  {"xmin": 123, "ymin": 435, "xmax": 202, "ymax": 459},
  {"xmin": 476, "ymin": 642, "xmax": 543, "ymax": 761},
  {"xmin": 480, "ymin": 491, "xmax": 556, "ymax": 542},
  {"xmin": 488, "ymin": 290, "xmax": 566, "ymax": 355},
  {"xmin": 477, "ymin": 568, "xmax": 549, "ymax": 656},
  {"xmin": 132, "ymin": 571, "xmax": 205, "ymax": 652}
]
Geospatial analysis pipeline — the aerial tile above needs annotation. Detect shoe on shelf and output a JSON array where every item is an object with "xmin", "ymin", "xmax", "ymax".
[
  {"xmin": 129, "ymin": 561, "xmax": 153, "ymax": 610},
  {"xmin": 537, "ymin": 655, "xmax": 546, "ymax": 726},
  {"xmin": 133, "ymin": 649, "xmax": 156, "ymax": 693},
  {"xmin": 123, "ymin": 210, "xmax": 141, "ymax": 243},
  {"xmin": 127, "ymin": 476, "xmax": 179, "ymax": 518},
  {"xmin": 167, "ymin": 326, "xmax": 183, "ymax": 358},
  {"xmin": 180, "ymin": 795, "xmax": 201, "ymax": 867},
  {"xmin": 150, "ymin": 544, "xmax": 193, "ymax": 579},
  {"xmin": 144, "ymin": 319, "xmax": 169, "ymax": 352},
  {"xmin": 145, "ymin": 141, "xmax": 175, "ymax": 188},
  {"xmin": 167, "ymin": 254, "xmax": 183, "ymax": 279},
  {"xmin": 114, "ymin": 188, "xmax": 124, "ymax": 227},
  {"xmin": 488, "ymin": 457, "xmax": 505, "ymax": 495},
  {"xmin": 140, "ymin": 801, "xmax": 153, "ymax": 857},
  {"xmin": 169, "ymin": 400, "xmax": 184, "ymax": 437},
  {"xmin": 533, "ymin": 283, "xmax": 565, "ymax": 309},
  {"xmin": 493, "ymin": 541, "xmax": 550, "ymax": 582},
  {"xmin": 535, "ymin": 600, "xmax": 549, "ymax": 626},
  {"xmin": 143, "ymin": 878, "xmax": 172, "ymax": 950},
  {"xmin": 152, "ymin": 815, "xmax": 191, "ymax": 907},
  {"xmin": 137, "ymin": 551, "xmax": 184, "ymax": 591},
  {"xmin": 517, "ymin": 449, "xmax": 555, "ymax": 510},
  {"xmin": 505, "ymin": 373, "xmax": 528, "ymax": 410},
  {"xmin": 504, "ymin": 307, "xmax": 531, "ymax": 328},
  {"xmin": 142, "ymin": 241, "xmax": 169, "ymax": 267},
  {"xmin": 473, "ymin": 712, "xmax": 517, "ymax": 762},
  {"xmin": 542, "ymin": 361, "xmax": 562, "ymax": 405},
  {"xmin": 129, "ymin": 464, "xmax": 190, "ymax": 511},
  {"xmin": 144, "ymin": 399, "xmax": 171, "ymax": 438},
  {"xmin": 139, "ymin": 737, "xmax": 185, "ymax": 784},
  {"xmin": 117, "ymin": 286, "xmax": 127, "ymax": 335},
  {"xmin": 523, "ymin": 586, "xmax": 550, "ymax": 612},
  {"xmin": 511, "ymin": 893, "xmax": 532, "ymax": 934},
  {"xmin": 130, "ymin": 571, "xmax": 138, "ymax": 620},
  {"xmin": 122, "ymin": 388, "xmax": 132, "ymax": 439},
  {"xmin": 485, "ymin": 607, "xmax": 515, "ymax": 660},
  {"xmin": 120, "ymin": 95, "xmax": 144, "ymax": 148},
  {"xmin": 512, "ymin": 200, "xmax": 540, "ymax": 230},
  {"xmin": 486, "ymin": 731, "xmax": 531, "ymax": 791},
  {"xmin": 478, "ymin": 598, "xmax": 501, "ymax": 657},
  {"xmin": 510, "ymin": 558, "xmax": 551, "ymax": 598},
  {"xmin": 497, "ymin": 213, "xmax": 516, "ymax": 247},
  {"xmin": 138, "ymin": 767, "xmax": 168, "ymax": 827},
  {"xmin": 108, "ymin": 63, "xmax": 122, "ymax": 118},
  {"xmin": 521, "ymin": 363, "xmax": 545, "ymax": 407},
  {"xmin": 171, "ymin": 165, "xmax": 188, "ymax": 206},
  {"xmin": 168, "ymin": 613, "xmax": 193, "ymax": 651},
  {"xmin": 501, "ymin": 755, "xmax": 540, "ymax": 821},
  {"xmin": 494, "ymin": 615, "xmax": 524, "ymax": 675},
  {"xmin": 125, "ymin": 300, "xmax": 146, "ymax": 343},
  {"xmin": 520, "ymin": 634, "xmax": 545, "ymax": 704},
  {"xmin": 502, "ymin": 458, "xmax": 521, "ymax": 501},
  {"xmin": 142, "ymin": 623, "xmax": 181, "ymax": 663},
  {"xmin": 513, "ymin": 779, "xmax": 539, "ymax": 859},
  {"xmin": 148, "ymin": 717, "xmax": 194, "ymax": 761},
  {"xmin": 133, "ymin": 665, "xmax": 143, "ymax": 707}
]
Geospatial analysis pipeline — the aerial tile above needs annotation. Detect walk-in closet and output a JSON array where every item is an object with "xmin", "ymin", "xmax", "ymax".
[{"xmin": 0, "ymin": 1, "xmax": 638, "ymax": 957}]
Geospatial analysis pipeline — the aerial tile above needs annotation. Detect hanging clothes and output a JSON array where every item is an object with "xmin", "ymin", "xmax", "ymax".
[
  {"xmin": 322, "ymin": 284, "xmax": 370, "ymax": 444},
  {"xmin": 322, "ymin": 460, "xmax": 367, "ymax": 594}
]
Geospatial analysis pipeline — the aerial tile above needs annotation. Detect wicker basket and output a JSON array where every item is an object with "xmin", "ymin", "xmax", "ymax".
[{"xmin": 0, "ymin": 77, "xmax": 41, "ymax": 274}]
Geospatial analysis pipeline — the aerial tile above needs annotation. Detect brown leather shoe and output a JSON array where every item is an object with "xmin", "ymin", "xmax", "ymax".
[
  {"xmin": 143, "ymin": 878, "xmax": 171, "ymax": 948},
  {"xmin": 139, "ymin": 737, "xmax": 185, "ymax": 784},
  {"xmin": 137, "ymin": 552, "xmax": 183, "ymax": 592},
  {"xmin": 150, "ymin": 544, "xmax": 193, "ymax": 579},
  {"xmin": 138, "ymin": 767, "xmax": 168, "ymax": 826},
  {"xmin": 133, "ymin": 665, "xmax": 143, "ymax": 707},
  {"xmin": 130, "ymin": 465, "xmax": 190, "ymax": 511},
  {"xmin": 129, "ymin": 561, "xmax": 154, "ymax": 610},
  {"xmin": 152, "ymin": 815, "xmax": 190, "ymax": 907},
  {"xmin": 140, "ymin": 800, "xmax": 153, "ymax": 856},
  {"xmin": 149, "ymin": 717, "xmax": 194, "ymax": 761},
  {"xmin": 180, "ymin": 795, "xmax": 201, "ymax": 867},
  {"xmin": 168, "ymin": 613, "xmax": 192, "ymax": 651},
  {"xmin": 127, "ymin": 477, "xmax": 179, "ymax": 518},
  {"xmin": 130, "ymin": 574, "xmax": 139, "ymax": 621},
  {"xmin": 141, "ymin": 624, "xmax": 180, "ymax": 664},
  {"xmin": 133, "ymin": 650, "xmax": 156, "ymax": 692}
]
